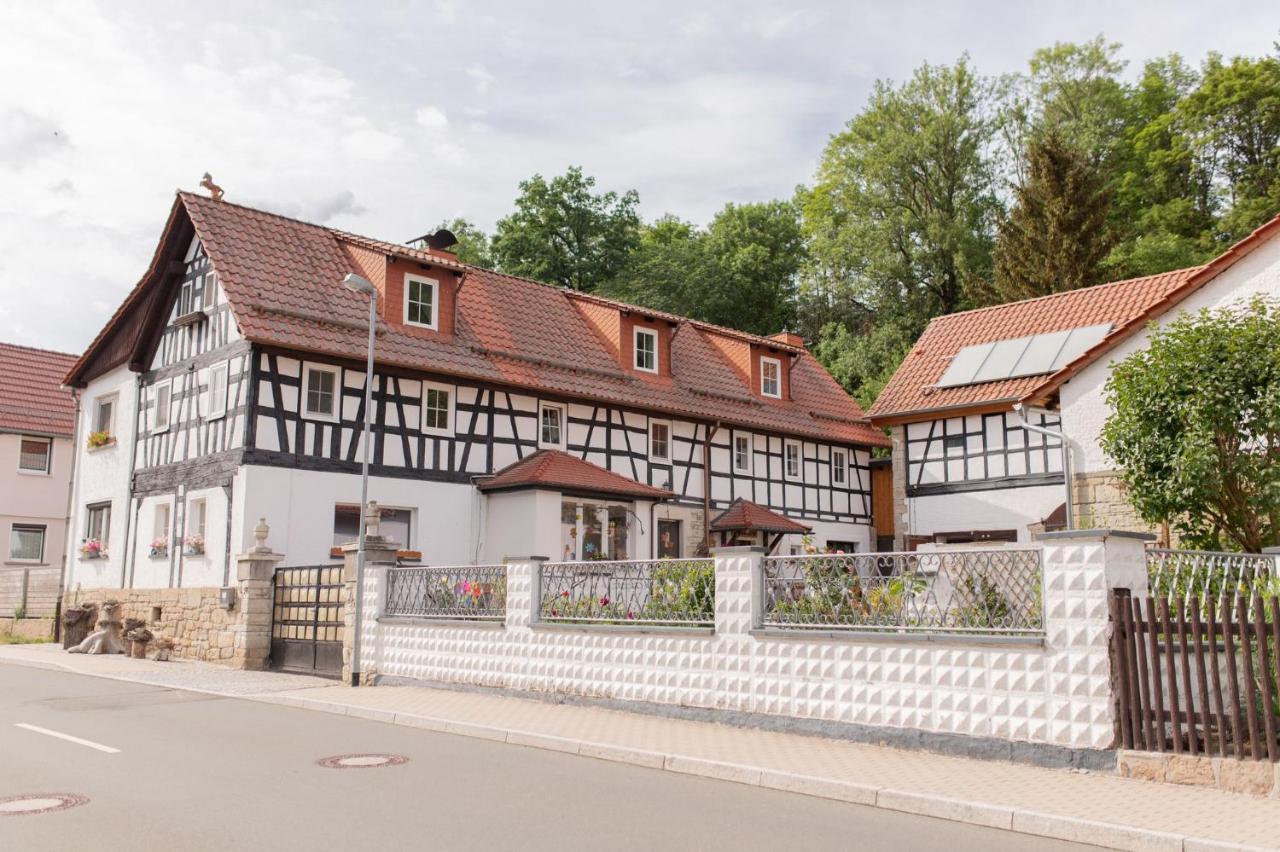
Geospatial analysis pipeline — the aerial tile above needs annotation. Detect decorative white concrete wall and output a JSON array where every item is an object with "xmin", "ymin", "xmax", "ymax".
[{"xmin": 361, "ymin": 530, "xmax": 1149, "ymax": 752}]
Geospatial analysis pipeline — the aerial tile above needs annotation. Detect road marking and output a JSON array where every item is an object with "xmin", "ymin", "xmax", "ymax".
[{"xmin": 15, "ymin": 723, "xmax": 120, "ymax": 754}]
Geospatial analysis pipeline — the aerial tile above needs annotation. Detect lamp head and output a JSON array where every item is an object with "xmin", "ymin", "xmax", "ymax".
[{"xmin": 342, "ymin": 273, "xmax": 377, "ymax": 296}]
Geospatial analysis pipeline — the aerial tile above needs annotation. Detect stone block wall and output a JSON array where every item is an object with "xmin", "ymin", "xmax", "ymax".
[
  {"xmin": 1072, "ymin": 471, "xmax": 1167, "ymax": 543},
  {"xmin": 62, "ymin": 587, "xmax": 236, "ymax": 663}
]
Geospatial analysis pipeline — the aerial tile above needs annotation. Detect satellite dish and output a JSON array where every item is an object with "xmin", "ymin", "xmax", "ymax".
[{"xmin": 425, "ymin": 229, "xmax": 458, "ymax": 250}]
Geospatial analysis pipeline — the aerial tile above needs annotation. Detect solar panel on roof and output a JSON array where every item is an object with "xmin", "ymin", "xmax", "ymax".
[{"xmin": 935, "ymin": 323, "xmax": 1113, "ymax": 388}]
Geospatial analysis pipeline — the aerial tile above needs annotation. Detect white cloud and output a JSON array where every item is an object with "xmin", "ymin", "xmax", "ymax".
[
  {"xmin": 416, "ymin": 105, "xmax": 449, "ymax": 128},
  {"xmin": 466, "ymin": 65, "xmax": 495, "ymax": 95}
]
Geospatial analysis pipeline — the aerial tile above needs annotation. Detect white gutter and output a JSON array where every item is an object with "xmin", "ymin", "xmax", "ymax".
[{"xmin": 1012, "ymin": 403, "xmax": 1073, "ymax": 531}]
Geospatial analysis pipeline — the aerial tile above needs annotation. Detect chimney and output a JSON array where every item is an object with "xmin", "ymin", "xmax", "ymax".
[{"xmin": 769, "ymin": 331, "xmax": 805, "ymax": 349}]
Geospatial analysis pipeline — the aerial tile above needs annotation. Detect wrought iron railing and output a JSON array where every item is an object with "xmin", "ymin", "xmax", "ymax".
[
  {"xmin": 760, "ymin": 550, "xmax": 1044, "ymax": 635},
  {"xmin": 538, "ymin": 559, "xmax": 715, "ymax": 627},
  {"xmin": 1147, "ymin": 548, "xmax": 1278, "ymax": 618},
  {"xmin": 384, "ymin": 565, "xmax": 506, "ymax": 620}
]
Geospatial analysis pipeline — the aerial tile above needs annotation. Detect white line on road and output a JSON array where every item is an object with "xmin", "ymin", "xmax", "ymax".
[{"xmin": 15, "ymin": 723, "xmax": 120, "ymax": 754}]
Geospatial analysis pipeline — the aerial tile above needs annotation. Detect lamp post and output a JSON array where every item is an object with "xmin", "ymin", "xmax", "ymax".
[{"xmin": 343, "ymin": 272, "xmax": 378, "ymax": 687}]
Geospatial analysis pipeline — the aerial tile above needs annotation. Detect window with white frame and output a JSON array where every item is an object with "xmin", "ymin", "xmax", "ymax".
[
  {"xmin": 9, "ymin": 524, "xmax": 45, "ymax": 562},
  {"xmin": 153, "ymin": 381, "xmax": 172, "ymax": 433},
  {"xmin": 832, "ymin": 449, "xmax": 847, "ymax": 485},
  {"xmin": 302, "ymin": 364, "xmax": 340, "ymax": 421},
  {"xmin": 634, "ymin": 327, "xmax": 658, "ymax": 373},
  {"xmin": 538, "ymin": 401, "xmax": 566, "ymax": 449},
  {"xmin": 421, "ymin": 381, "xmax": 454, "ymax": 435},
  {"xmin": 186, "ymin": 497, "xmax": 207, "ymax": 552},
  {"xmin": 761, "ymin": 357, "xmax": 781, "ymax": 398},
  {"xmin": 785, "ymin": 441, "xmax": 801, "ymax": 479},
  {"xmin": 649, "ymin": 420, "xmax": 671, "ymax": 461},
  {"xmin": 93, "ymin": 395, "xmax": 116, "ymax": 437},
  {"xmin": 85, "ymin": 503, "xmax": 111, "ymax": 549},
  {"xmin": 17, "ymin": 436, "xmax": 51, "ymax": 474},
  {"xmin": 733, "ymin": 434, "xmax": 751, "ymax": 474},
  {"xmin": 404, "ymin": 274, "xmax": 439, "ymax": 329},
  {"xmin": 207, "ymin": 361, "xmax": 229, "ymax": 421},
  {"xmin": 152, "ymin": 503, "xmax": 170, "ymax": 555}
]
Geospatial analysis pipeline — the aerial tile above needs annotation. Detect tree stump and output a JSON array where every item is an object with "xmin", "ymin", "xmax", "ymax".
[
  {"xmin": 67, "ymin": 601, "xmax": 126, "ymax": 655},
  {"xmin": 61, "ymin": 604, "xmax": 98, "ymax": 650}
]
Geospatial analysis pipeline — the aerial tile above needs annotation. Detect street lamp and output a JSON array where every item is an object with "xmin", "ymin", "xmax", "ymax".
[{"xmin": 343, "ymin": 272, "xmax": 377, "ymax": 687}]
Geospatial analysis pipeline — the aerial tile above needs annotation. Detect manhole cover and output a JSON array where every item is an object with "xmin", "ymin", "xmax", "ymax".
[
  {"xmin": 0, "ymin": 794, "xmax": 89, "ymax": 816},
  {"xmin": 316, "ymin": 753, "xmax": 409, "ymax": 769}
]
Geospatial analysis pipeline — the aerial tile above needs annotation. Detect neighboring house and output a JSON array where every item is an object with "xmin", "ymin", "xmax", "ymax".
[
  {"xmin": 0, "ymin": 343, "xmax": 77, "ymax": 619},
  {"xmin": 868, "ymin": 214, "xmax": 1280, "ymax": 547},
  {"xmin": 62, "ymin": 191, "xmax": 887, "ymax": 596}
]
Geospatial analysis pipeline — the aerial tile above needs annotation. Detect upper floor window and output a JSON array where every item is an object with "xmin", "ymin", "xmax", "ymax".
[
  {"xmin": 302, "ymin": 364, "xmax": 340, "ymax": 422},
  {"xmin": 634, "ymin": 327, "xmax": 658, "ymax": 373},
  {"xmin": 784, "ymin": 441, "xmax": 801, "ymax": 479},
  {"xmin": 93, "ymin": 394, "xmax": 116, "ymax": 437},
  {"xmin": 539, "ymin": 401, "xmax": 566, "ymax": 450},
  {"xmin": 761, "ymin": 357, "xmax": 781, "ymax": 398},
  {"xmin": 207, "ymin": 361, "xmax": 229, "ymax": 421},
  {"xmin": 404, "ymin": 274, "xmax": 439, "ymax": 330},
  {"xmin": 152, "ymin": 381, "xmax": 172, "ymax": 433},
  {"xmin": 187, "ymin": 497, "xmax": 207, "ymax": 550},
  {"xmin": 649, "ymin": 420, "xmax": 671, "ymax": 461},
  {"xmin": 17, "ymin": 436, "xmax": 51, "ymax": 474},
  {"xmin": 422, "ymin": 381, "xmax": 454, "ymax": 435},
  {"xmin": 832, "ymin": 449, "xmax": 847, "ymax": 485},
  {"xmin": 85, "ymin": 502, "xmax": 111, "ymax": 550},
  {"xmin": 733, "ymin": 434, "xmax": 751, "ymax": 474},
  {"xmin": 9, "ymin": 524, "xmax": 45, "ymax": 562}
]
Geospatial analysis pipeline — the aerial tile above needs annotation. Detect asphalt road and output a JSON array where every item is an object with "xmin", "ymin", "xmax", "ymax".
[{"xmin": 0, "ymin": 664, "xmax": 1090, "ymax": 851}]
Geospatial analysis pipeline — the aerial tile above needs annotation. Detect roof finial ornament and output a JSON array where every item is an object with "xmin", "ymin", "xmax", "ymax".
[{"xmin": 200, "ymin": 172, "xmax": 224, "ymax": 201}]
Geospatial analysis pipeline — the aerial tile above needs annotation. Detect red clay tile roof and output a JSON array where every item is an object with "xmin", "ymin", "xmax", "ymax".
[
  {"xmin": 0, "ymin": 343, "xmax": 77, "ymax": 437},
  {"xmin": 72, "ymin": 192, "xmax": 886, "ymax": 447},
  {"xmin": 869, "ymin": 212, "xmax": 1280, "ymax": 423},
  {"xmin": 476, "ymin": 449, "xmax": 674, "ymax": 499},
  {"xmin": 710, "ymin": 498, "xmax": 811, "ymax": 534}
]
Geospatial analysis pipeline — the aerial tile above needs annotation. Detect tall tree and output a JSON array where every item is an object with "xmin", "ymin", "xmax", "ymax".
[
  {"xmin": 436, "ymin": 217, "xmax": 494, "ymax": 268},
  {"xmin": 600, "ymin": 215, "xmax": 712, "ymax": 315},
  {"xmin": 491, "ymin": 166, "xmax": 641, "ymax": 291},
  {"xmin": 987, "ymin": 130, "xmax": 1113, "ymax": 301}
]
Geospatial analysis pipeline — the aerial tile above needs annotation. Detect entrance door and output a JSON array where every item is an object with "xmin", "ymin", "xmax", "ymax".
[
  {"xmin": 657, "ymin": 519, "xmax": 681, "ymax": 558},
  {"xmin": 269, "ymin": 565, "xmax": 344, "ymax": 677}
]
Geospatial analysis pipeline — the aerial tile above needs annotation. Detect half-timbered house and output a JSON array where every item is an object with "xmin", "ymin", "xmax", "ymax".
[
  {"xmin": 868, "ymin": 213, "xmax": 1280, "ymax": 547},
  {"xmin": 62, "ymin": 191, "xmax": 887, "ymax": 593}
]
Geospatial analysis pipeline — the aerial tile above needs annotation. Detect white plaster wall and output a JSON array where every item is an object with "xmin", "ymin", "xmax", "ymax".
[
  {"xmin": 481, "ymin": 490, "xmax": 562, "ymax": 563},
  {"xmin": 907, "ymin": 483, "xmax": 1064, "ymax": 543},
  {"xmin": 66, "ymin": 366, "xmax": 137, "ymax": 590},
  {"xmin": 363, "ymin": 534, "xmax": 1141, "ymax": 751},
  {"xmin": 1061, "ymin": 235, "xmax": 1280, "ymax": 473},
  {"xmin": 237, "ymin": 465, "xmax": 480, "ymax": 566}
]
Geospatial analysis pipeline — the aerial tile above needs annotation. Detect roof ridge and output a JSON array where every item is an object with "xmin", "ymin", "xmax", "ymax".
[
  {"xmin": 0, "ymin": 341, "xmax": 78, "ymax": 360},
  {"xmin": 178, "ymin": 190, "xmax": 339, "ymax": 236}
]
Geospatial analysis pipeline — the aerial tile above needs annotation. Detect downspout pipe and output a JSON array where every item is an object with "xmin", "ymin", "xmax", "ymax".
[
  {"xmin": 1013, "ymin": 403, "xmax": 1073, "ymax": 531},
  {"xmin": 57, "ymin": 388, "xmax": 83, "ymax": 637}
]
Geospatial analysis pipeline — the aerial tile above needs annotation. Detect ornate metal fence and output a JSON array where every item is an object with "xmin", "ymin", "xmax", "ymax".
[
  {"xmin": 1147, "ymin": 549, "xmax": 1278, "ymax": 618},
  {"xmin": 538, "ymin": 559, "xmax": 715, "ymax": 627},
  {"xmin": 384, "ymin": 565, "xmax": 507, "ymax": 620},
  {"xmin": 760, "ymin": 549, "xmax": 1044, "ymax": 636}
]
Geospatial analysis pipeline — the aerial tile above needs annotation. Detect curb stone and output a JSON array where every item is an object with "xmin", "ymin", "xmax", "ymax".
[{"xmin": 1, "ymin": 653, "xmax": 1272, "ymax": 852}]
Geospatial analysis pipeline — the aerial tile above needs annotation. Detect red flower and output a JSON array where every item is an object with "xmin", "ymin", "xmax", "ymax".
[
  {"xmin": 561, "ymin": 590, "xmax": 570, "ymax": 598},
  {"xmin": 599, "ymin": 596, "xmax": 610, "ymax": 606}
]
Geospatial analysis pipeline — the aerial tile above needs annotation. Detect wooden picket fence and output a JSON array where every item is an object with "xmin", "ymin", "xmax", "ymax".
[{"xmin": 1110, "ymin": 589, "xmax": 1280, "ymax": 761}]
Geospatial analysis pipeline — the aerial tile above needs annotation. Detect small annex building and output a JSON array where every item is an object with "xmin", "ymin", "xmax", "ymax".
[{"xmin": 868, "ymin": 214, "xmax": 1280, "ymax": 547}]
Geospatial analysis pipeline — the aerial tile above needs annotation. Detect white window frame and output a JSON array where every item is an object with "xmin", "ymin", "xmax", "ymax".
[
  {"xmin": 16, "ymin": 435, "xmax": 52, "ymax": 475},
  {"xmin": 206, "ymin": 360, "xmax": 229, "ymax": 421},
  {"xmin": 420, "ymin": 380, "xmax": 455, "ymax": 436},
  {"xmin": 634, "ymin": 327, "xmax": 658, "ymax": 373},
  {"xmin": 8, "ymin": 523, "xmax": 46, "ymax": 563},
  {"xmin": 187, "ymin": 497, "xmax": 207, "ymax": 543},
  {"xmin": 403, "ymin": 273, "xmax": 440, "ymax": 330},
  {"xmin": 733, "ymin": 433, "xmax": 752, "ymax": 475},
  {"xmin": 152, "ymin": 379, "xmax": 172, "ymax": 434},
  {"xmin": 760, "ymin": 357, "xmax": 782, "ymax": 399},
  {"xmin": 153, "ymin": 502, "xmax": 171, "ymax": 546},
  {"xmin": 85, "ymin": 502, "xmax": 111, "ymax": 549},
  {"xmin": 301, "ymin": 363, "xmax": 341, "ymax": 423},
  {"xmin": 538, "ymin": 401, "xmax": 567, "ymax": 450},
  {"xmin": 648, "ymin": 419, "xmax": 672, "ymax": 462},
  {"xmin": 784, "ymin": 440, "xmax": 801, "ymax": 480},
  {"xmin": 93, "ymin": 393, "xmax": 117, "ymax": 437},
  {"xmin": 832, "ymin": 449, "xmax": 847, "ymax": 485}
]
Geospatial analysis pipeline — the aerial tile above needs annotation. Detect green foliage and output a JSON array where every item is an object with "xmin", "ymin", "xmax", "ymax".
[
  {"xmin": 812, "ymin": 321, "xmax": 913, "ymax": 411},
  {"xmin": 1101, "ymin": 297, "xmax": 1280, "ymax": 552},
  {"xmin": 437, "ymin": 217, "xmax": 494, "ymax": 268},
  {"xmin": 491, "ymin": 166, "xmax": 641, "ymax": 291},
  {"xmin": 540, "ymin": 561, "xmax": 714, "ymax": 624},
  {"xmin": 987, "ymin": 129, "xmax": 1113, "ymax": 301}
]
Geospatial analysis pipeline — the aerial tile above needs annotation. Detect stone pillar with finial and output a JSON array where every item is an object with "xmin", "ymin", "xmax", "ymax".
[
  {"xmin": 231, "ymin": 518, "xmax": 284, "ymax": 670},
  {"xmin": 340, "ymin": 501, "xmax": 400, "ymax": 684}
]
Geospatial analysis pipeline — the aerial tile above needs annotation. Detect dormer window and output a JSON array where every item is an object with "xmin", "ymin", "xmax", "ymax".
[
  {"xmin": 404, "ymin": 274, "xmax": 439, "ymax": 330},
  {"xmin": 634, "ymin": 327, "xmax": 658, "ymax": 373},
  {"xmin": 761, "ymin": 357, "xmax": 781, "ymax": 398}
]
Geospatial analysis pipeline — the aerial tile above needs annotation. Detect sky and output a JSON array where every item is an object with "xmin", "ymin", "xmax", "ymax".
[{"xmin": 0, "ymin": 1, "xmax": 1275, "ymax": 354}]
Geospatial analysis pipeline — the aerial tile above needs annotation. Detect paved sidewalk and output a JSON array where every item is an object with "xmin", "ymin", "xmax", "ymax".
[{"xmin": 3, "ymin": 643, "xmax": 1277, "ymax": 852}]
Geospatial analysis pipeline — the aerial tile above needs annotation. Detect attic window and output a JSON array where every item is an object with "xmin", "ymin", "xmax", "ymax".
[
  {"xmin": 404, "ymin": 274, "xmax": 439, "ymax": 330},
  {"xmin": 634, "ymin": 327, "xmax": 658, "ymax": 373},
  {"xmin": 760, "ymin": 357, "xmax": 782, "ymax": 398}
]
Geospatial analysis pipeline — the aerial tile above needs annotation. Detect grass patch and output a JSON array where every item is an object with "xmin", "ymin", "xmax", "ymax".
[{"xmin": 0, "ymin": 633, "xmax": 53, "ymax": 645}]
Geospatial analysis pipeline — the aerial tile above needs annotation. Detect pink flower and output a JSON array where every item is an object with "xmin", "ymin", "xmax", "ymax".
[
  {"xmin": 461, "ymin": 581, "xmax": 472, "ymax": 595},
  {"xmin": 599, "ymin": 596, "xmax": 610, "ymax": 606},
  {"xmin": 626, "ymin": 610, "xmax": 635, "ymax": 619}
]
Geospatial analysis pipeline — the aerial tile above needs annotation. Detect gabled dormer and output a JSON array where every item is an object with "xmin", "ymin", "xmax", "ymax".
[
  {"xmin": 337, "ymin": 237, "xmax": 464, "ymax": 340},
  {"xmin": 570, "ymin": 294, "xmax": 676, "ymax": 378}
]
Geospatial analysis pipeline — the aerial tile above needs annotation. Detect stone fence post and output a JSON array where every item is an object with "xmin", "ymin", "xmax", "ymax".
[
  {"xmin": 1034, "ymin": 529, "xmax": 1153, "ymax": 751},
  {"xmin": 502, "ymin": 556, "xmax": 544, "ymax": 693},
  {"xmin": 231, "ymin": 518, "xmax": 283, "ymax": 671},
  {"xmin": 710, "ymin": 546, "xmax": 764, "ymax": 707},
  {"xmin": 341, "ymin": 501, "xmax": 399, "ymax": 686}
]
